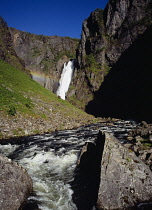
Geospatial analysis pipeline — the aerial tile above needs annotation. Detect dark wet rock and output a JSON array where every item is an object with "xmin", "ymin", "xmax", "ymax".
[
  {"xmin": 0, "ymin": 154, "xmax": 33, "ymax": 210},
  {"xmin": 129, "ymin": 123, "xmax": 152, "ymax": 138},
  {"xmin": 21, "ymin": 199, "xmax": 41, "ymax": 210}
]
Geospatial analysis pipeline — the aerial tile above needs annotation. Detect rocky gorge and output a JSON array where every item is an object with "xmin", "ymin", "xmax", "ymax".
[
  {"xmin": 0, "ymin": 0, "xmax": 152, "ymax": 209},
  {"xmin": 0, "ymin": 120, "xmax": 152, "ymax": 210}
]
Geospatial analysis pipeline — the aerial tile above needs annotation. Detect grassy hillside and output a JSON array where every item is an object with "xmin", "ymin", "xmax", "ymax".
[{"xmin": 0, "ymin": 59, "xmax": 96, "ymax": 139}]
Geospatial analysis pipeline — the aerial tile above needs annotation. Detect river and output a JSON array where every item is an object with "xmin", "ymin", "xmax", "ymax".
[{"xmin": 0, "ymin": 120, "xmax": 138, "ymax": 210}]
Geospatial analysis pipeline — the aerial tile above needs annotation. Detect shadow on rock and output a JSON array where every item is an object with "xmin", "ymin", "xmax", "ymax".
[{"xmin": 71, "ymin": 131, "xmax": 105, "ymax": 210}]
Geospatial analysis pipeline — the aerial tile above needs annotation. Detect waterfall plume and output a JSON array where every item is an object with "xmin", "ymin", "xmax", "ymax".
[{"xmin": 56, "ymin": 60, "xmax": 74, "ymax": 100}]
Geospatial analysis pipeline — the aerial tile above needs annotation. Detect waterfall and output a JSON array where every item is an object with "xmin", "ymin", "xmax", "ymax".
[{"xmin": 56, "ymin": 60, "xmax": 74, "ymax": 100}]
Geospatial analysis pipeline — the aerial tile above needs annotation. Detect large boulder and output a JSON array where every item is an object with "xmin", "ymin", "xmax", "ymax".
[
  {"xmin": 0, "ymin": 154, "xmax": 33, "ymax": 210},
  {"xmin": 97, "ymin": 133, "xmax": 152, "ymax": 209},
  {"xmin": 72, "ymin": 132, "xmax": 152, "ymax": 210}
]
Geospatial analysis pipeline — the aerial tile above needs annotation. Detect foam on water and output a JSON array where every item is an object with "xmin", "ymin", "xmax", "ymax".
[
  {"xmin": 0, "ymin": 144, "xmax": 19, "ymax": 156},
  {"xmin": 18, "ymin": 148, "xmax": 77, "ymax": 209}
]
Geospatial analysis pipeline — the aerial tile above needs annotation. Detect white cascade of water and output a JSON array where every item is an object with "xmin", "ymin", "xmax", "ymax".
[{"xmin": 56, "ymin": 60, "xmax": 74, "ymax": 100}]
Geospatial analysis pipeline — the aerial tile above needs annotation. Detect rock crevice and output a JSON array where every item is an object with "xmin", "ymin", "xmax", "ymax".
[{"xmin": 71, "ymin": 131, "xmax": 105, "ymax": 210}]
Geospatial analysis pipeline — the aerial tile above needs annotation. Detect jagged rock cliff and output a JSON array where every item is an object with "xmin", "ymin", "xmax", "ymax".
[
  {"xmin": 1, "ymin": 0, "xmax": 152, "ymax": 121},
  {"xmin": 85, "ymin": 0, "xmax": 152, "ymax": 122},
  {"xmin": 0, "ymin": 17, "xmax": 25, "ymax": 72},
  {"xmin": 10, "ymin": 28, "xmax": 79, "ymax": 92},
  {"xmin": 103, "ymin": 0, "xmax": 152, "ymax": 64},
  {"xmin": 68, "ymin": 9, "xmax": 108, "ymax": 108},
  {"xmin": 69, "ymin": 0, "xmax": 152, "ymax": 115},
  {"xmin": 86, "ymin": 25, "xmax": 152, "ymax": 122}
]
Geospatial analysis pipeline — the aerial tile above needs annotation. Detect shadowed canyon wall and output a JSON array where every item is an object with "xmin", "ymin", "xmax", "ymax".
[
  {"xmin": 71, "ymin": 0, "xmax": 152, "ymax": 122},
  {"xmin": 68, "ymin": 0, "xmax": 152, "ymax": 110},
  {"xmin": 86, "ymin": 25, "xmax": 152, "ymax": 122}
]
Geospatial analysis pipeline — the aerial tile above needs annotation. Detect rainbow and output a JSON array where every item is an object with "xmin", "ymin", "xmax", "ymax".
[
  {"xmin": 31, "ymin": 71, "xmax": 59, "ymax": 92},
  {"xmin": 31, "ymin": 71, "xmax": 49, "ymax": 83}
]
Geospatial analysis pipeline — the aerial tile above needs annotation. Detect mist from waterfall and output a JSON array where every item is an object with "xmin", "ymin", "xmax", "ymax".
[{"xmin": 56, "ymin": 60, "xmax": 74, "ymax": 100}]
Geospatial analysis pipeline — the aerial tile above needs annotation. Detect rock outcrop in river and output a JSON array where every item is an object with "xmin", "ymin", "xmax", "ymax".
[
  {"xmin": 97, "ymin": 132, "xmax": 152, "ymax": 210},
  {"xmin": 0, "ymin": 154, "xmax": 33, "ymax": 210},
  {"xmin": 73, "ymin": 131, "xmax": 152, "ymax": 210}
]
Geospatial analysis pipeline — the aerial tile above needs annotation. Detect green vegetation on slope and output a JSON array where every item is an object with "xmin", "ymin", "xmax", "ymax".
[{"xmin": 0, "ymin": 59, "xmax": 95, "ymax": 139}]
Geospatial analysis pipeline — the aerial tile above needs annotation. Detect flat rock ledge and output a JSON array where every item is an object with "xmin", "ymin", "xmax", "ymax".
[{"xmin": 0, "ymin": 154, "xmax": 33, "ymax": 210}]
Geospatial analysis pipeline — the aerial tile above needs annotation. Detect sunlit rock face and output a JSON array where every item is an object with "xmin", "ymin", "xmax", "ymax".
[
  {"xmin": 97, "ymin": 133, "xmax": 152, "ymax": 210},
  {"xmin": 103, "ymin": 0, "xmax": 152, "ymax": 65},
  {"xmin": 0, "ymin": 17, "xmax": 25, "ymax": 71},
  {"xmin": 72, "ymin": 131, "xmax": 152, "ymax": 210}
]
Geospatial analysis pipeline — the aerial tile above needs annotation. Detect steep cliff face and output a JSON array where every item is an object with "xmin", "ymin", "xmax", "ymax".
[
  {"xmin": 0, "ymin": 17, "xmax": 25, "ymax": 72},
  {"xmin": 86, "ymin": 25, "xmax": 152, "ymax": 122},
  {"xmin": 10, "ymin": 28, "xmax": 79, "ymax": 92},
  {"xmin": 77, "ymin": 0, "xmax": 151, "ymax": 68},
  {"xmin": 85, "ymin": 0, "xmax": 152, "ymax": 122},
  {"xmin": 67, "ymin": 9, "xmax": 109, "ymax": 108},
  {"xmin": 104, "ymin": 0, "xmax": 152, "ymax": 64},
  {"xmin": 70, "ymin": 0, "xmax": 152, "ymax": 121}
]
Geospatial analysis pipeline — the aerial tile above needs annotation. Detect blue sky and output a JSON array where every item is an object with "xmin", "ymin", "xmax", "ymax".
[{"xmin": 0, "ymin": 0, "xmax": 108, "ymax": 38}]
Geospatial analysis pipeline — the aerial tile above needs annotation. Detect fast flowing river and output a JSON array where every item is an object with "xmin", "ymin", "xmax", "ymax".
[{"xmin": 0, "ymin": 120, "xmax": 138, "ymax": 210}]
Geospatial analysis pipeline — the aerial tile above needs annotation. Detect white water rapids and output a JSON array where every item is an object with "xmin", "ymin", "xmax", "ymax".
[
  {"xmin": 0, "ymin": 137, "xmax": 78, "ymax": 210},
  {"xmin": 56, "ymin": 60, "xmax": 74, "ymax": 100},
  {"xmin": 0, "ymin": 121, "xmax": 139, "ymax": 210}
]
